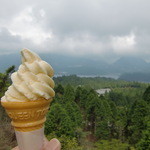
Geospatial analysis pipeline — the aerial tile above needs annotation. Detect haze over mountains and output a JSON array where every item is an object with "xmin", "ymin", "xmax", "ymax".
[{"xmin": 0, "ymin": 53, "xmax": 150, "ymax": 79}]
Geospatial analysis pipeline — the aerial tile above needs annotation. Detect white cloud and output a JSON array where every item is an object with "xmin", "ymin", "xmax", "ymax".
[
  {"xmin": 6, "ymin": 7, "xmax": 52, "ymax": 45},
  {"xmin": 111, "ymin": 33, "xmax": 136, "ymax": 55},
  {"xmin": 0, "ymin": 0, "xmax": 150, "ymax": 62},
  {"xmin": 39, "ymin": 9, "xmax": 46, "ymax": 18},
  {"xmin": 59, "ymin": 34, "xmax": 105, "ymax": 56},
  {"xmin": 41, "ymin": 33, "xmax": 110, "ymax": 57}
]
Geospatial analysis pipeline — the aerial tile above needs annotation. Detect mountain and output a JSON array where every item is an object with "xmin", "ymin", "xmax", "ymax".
[
  {"xmin": 110, "ymin": 56, "xmax": 150, "ymax": 73},
  {"xmin": 0, "ymin": 53, "xmax": 20, "ymax": 72},
  {"xmin": 0, "ymin": 53, "xmax": 150, "ymax": 77},
  {"xmin": 0, "ymin": 53, "xmax": 109, "ymax": 75},
  {"xmin": 119, "ymin": 72, "xmax": 150, "ymax": 82},
  {"xmin": 35, "ymin": 53, "xmax": 110, "ymax": 75}
]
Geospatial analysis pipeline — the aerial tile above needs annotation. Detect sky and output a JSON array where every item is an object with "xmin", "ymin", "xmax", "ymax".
[{"xmin": 0, "ymin": 0, "xmax": 150, "ymax": 62}]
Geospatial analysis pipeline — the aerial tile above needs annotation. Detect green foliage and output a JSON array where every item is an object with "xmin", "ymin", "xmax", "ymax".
[
  {"xmin": 64, "ymin": 101, "xmax": 82, "ymax": 127},
  {"xmin": 136, "ymin": 130, "xmax": 150, "ymax": 150},
  {"xmin": 143, "ymin": 85, "xmax": 150, "ymax": 103},
  {"xmin": 75, "ymin": 86, "xmax": 83, "ymax": 104},
  {"xmin": 55, "ymin": 84, "xmax": 64, "ymax": 95},
  {"xmin": 85, "ymin": 91, "xmax": 116, "ymax": 139},
  {"xmin": 46, "ymin": 133, "xmax": 83, "ymax": 150},
  {"xmin": 108, "ymin": 91, "xmax": 128, "ymax": 106},
  {"xmin": 53, "ymin": 75, "xmax": 144, "ymax": 89},
  {"xmin": 128, "ymin": 100, "xmax": 149, "ymax": 145},
  {"xmin": 136, "ymin": 120, "xmax": 150, "ymax": 150},
  {"xmin": 95, "ymin": 121, "xmax": 110, "ymax": 140},
  {"xmin": 45, "ymin": 103, "xmax": 75, "ymax": 137},
  {"xmin": 5, "ymin": 65, "xmax": 15, "ymax": 75},
  {"xmin": 0, "ymin": 66, "xmax": 16, "ymax": 149},
  {"xmin": 52, "ymin": 76, "xmax": 149, "ymax": 149},
  {"xmin": 108, "ymin": 100, "xmax": 118, "ymax": 119},
  {"xmin": 0, "ymin": 71, "xmax": 150, "ymax": 149},
  {"xmin": 63, "ymin": 84, "xmax": 75, "ymax": 102},
  {"xmin": 45, "ymin": 84, "xmax": 83, "ymax": 141},
  {"xmin": 115, "ymin": 107, "xmax": 128, "ymax": 141},
  {"xmin": 94, "ymin": 139, "xmax": 130, "ymax": 150},
  {"xmin": 78, "ymin": 88, "xmax": 89, "ymax": 109},
  {"xmin": 0, "ymin": 65, "xmax": 15, "ymax": 97}
]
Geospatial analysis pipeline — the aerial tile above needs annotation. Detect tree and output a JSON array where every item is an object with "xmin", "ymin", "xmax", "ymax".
[
  {"xmin": 136, "ymin": 119, "xmax": 150, "ymax": 150},
  {"xmin": 55, "ymin": 84, "xmax": 64, "ymax": 95},
  {"xmin": 115, "ymin": 107, "xmax": 128, "ymax": 142},
  {"xmin": 95, "ymin": 99, "xmax": 112, "ymax": 139},
  {"xmin": 63, "ymin": 84, "xmax": 75, "ymax": 103},
  {"xmin": 79, "ymin": 88, "xmax": 89, "ymax": 109},
  {"xmin": 136, "ymin": 130, "xmax": 150, "ymax": 150},
  {"xmin": 0, "ymin": 66, "xmax": 15, "ymax": 120},
  {"xmin": 75, "ymin": 86, "xmax": 82, "ymax": 104},
  {"xmin": 102, "ymin": 100, "xmax": 117, "ymax": 139},
  {"xmin": 0, "ymin": 66, "xmax": 16, "ymax": 149},
  {"xmin": 46, "ymin": 134, "xmax": 83, "ymax": 150},
  {"xmin": 85, "ymin": 91, "xmax": 113, "ymax": 139},
  {"xmin": 64, "ymin": 101, "xmax": 82, "ymax": 128},
  {"xmin": 0, "ymin": 65, "xmax": 15, "ymax": 97},
  {"xmin": 85, "ymin": 90, "xmax": 99, "ymax": 134},
  {"xmin": 45, "ymin": 103, "xmax": 75, "ymax": 137},
  {"xmin": 128, "ymin": 100, "xmax": 149, "ymax": 145},
  {"xmin": 143, "ymin": 86, "xmax": 150, "ymax": 103},
  {"xmin": 94, "ymin": 139, "xmax": 130, "ymax": 150},
  {"xmin": 108, "ymin": 91, "xmax": 127, "ymax": 106}
]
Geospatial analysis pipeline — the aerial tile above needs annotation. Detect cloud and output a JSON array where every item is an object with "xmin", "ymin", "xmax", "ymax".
[
  {"xmin": 0, "ymin": 0, "xmax": 150, "ymax": 62},
  {"xmin": 6, "ymin": 7, "xmax": 52, "ymax": 45},
  {"xmin": 111, "ymin": 33, "xmax": 136, "ymax": 55},
  {"xmin": 32, "ymin": 33, "xmax": 99, "ymax": 56}
]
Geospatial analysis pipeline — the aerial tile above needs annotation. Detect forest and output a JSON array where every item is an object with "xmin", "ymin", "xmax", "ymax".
[
  {"xmin": 119, "ymin": 72, "xmax": 150, "ymax": 82},
  {"xmin": 0, "ymin": 67, "xmax": 150, "ymax": 150}
]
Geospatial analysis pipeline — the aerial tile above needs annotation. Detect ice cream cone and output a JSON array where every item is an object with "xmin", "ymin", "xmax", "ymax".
[
  {"xmin": 1, "ymin": 98, "xmax": 52, "ymax": 132},
  {"xmin": 1, "ymin": 49, "xmax": 55, "ymax": 150}
]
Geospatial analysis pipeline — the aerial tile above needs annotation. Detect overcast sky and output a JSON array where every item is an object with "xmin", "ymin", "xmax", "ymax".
[{"xmin": 0, "ymin": 0, "xmax": 150, "ymax": 62}]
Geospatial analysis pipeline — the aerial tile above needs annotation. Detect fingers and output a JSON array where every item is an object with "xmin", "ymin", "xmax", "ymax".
[
  {"xmin": 12, "ymin": 138, "xmax": 61, "ymax": 150},
  {"xmin": 12, "ymin": 146, "xmax": 19, "ymax": 150},
  {"xmin": 44, "ymin": 138, "xmax": 61, "ymax": 150}
]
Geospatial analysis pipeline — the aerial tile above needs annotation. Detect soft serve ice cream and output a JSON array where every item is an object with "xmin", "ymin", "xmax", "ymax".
[
  {"xmin": 1, "ymin": 49, "xmax": 55, "ymax": 102},
  {"xmin": 1, "ymin": 49, "xmax": 56, "ymax": 150}
]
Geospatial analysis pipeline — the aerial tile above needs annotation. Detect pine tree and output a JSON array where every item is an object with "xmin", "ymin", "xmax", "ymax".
[
  {"xmin": 95, "ymin": 99, "xmax": 112, "ymax": 139},
  {"xmin": 143, "ymin": 86, "xmax": 150, "ymax": 103},
  {"xmin": 63, "ymin": 84, "xmax": 75, "ymax": 103},
  {"xmin": 128, "ymin": 100, "xmax": 149, "ymax": 145},
  {"xmin": 45, "ymin": 103, "xmax": 75, "ymax": 137},
  {"xmin": 0, "ymin": 65, "xmax": 15, "ymax": 97},
  {"xmin": 64, "ymin": 101, "xmax": 82, "ymax": 128},
  {"xmin": 79, "ymin": 88, "xmax": 89, "ymax": 109},
  {"xmin": 75, "ymin": 86, "xmax": 82, "ymax": 104},
  {"xmin": 55, "ymin": 84, "xmax": 64, "ymax": 95},
  {"xmin": 136, "ymin": 130, "xmax": 150, "ymax": 150}
]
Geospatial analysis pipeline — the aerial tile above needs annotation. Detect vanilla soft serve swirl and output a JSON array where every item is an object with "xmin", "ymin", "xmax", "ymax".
[{"xmin": 1, "ymin": 49, "xmax": 55, "ymax": 102}]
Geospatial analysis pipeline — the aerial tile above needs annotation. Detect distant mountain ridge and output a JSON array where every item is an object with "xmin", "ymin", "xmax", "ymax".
[
  {"xmin": 119, "ymin": 72, "xmax": 150, "ymax": 82},
  {"xmin": 0, "ymin": 53, "xmax": 150, "ymax": 76},
  {"xmin": 110, "ymin": 56, "xmax": 150, "ymax": 73}
]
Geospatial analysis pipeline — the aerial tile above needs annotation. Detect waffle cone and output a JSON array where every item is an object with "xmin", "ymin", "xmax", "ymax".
[{"xmin": 1, "ymin": 99, "xmax": 52, "ymax": 132}]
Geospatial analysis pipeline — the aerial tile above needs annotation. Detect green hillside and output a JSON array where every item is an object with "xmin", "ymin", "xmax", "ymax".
[{"xmin": 0, "ymin": 67, "xmax": 150, "ymax": 150}]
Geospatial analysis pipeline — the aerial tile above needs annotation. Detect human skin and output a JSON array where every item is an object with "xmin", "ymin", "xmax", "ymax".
[{"xmin": 12, "ymin": 138, "xmax": 61, "ymax": 150}]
